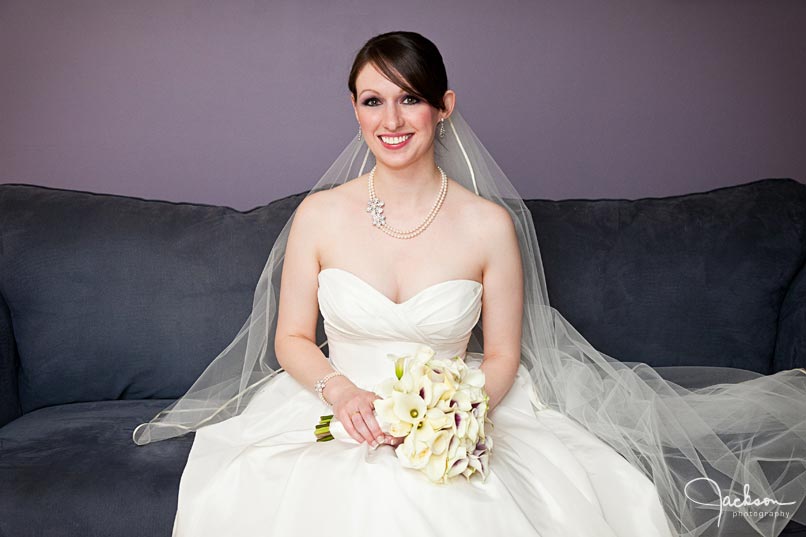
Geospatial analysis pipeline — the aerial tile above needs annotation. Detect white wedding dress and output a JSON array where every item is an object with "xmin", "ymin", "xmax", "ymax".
[{"xmin": 171, "ymin": 267, "xmax": 675, "ymax": 537}]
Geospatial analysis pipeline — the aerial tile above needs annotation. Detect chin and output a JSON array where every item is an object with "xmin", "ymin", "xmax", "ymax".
[{"xmin": 375, "ymin": 155, "xmax": 423, "ymax": 172}]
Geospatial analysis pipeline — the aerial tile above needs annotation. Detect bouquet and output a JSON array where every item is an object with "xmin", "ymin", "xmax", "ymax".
[{"xmin": 314, "ymin": 345, "xmax": 494, "ymax": 484}]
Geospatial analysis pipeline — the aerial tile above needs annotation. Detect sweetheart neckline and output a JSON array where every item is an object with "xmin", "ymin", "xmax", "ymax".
[{"xmin": 318, "ymin": 267, "xmax": 482, "ymax": 306}]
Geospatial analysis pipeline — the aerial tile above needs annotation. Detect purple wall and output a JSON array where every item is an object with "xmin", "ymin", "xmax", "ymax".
[{"xmin": 2, "ymin": 0, "xmax": 804, "ymax": 210}]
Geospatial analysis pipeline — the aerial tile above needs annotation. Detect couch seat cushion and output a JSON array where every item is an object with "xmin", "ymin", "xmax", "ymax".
[{"xmin": 0, "ymin": 400, "xmax": 191, "ymax": 537}]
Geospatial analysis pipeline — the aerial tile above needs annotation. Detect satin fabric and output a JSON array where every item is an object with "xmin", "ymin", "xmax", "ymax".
[{"xmin": 171, "ymin": 267, "xmax": 674, "ymax": 536}]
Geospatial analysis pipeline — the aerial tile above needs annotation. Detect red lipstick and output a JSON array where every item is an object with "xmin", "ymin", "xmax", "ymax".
[{"xmin": 378, "ymin": 133, "xmax": 413, "ymax": 150}]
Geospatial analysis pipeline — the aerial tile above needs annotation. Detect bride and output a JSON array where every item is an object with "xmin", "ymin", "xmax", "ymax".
[{"xmin": 133, "ymin": 32, "xmax": 806, "ymax": 537}]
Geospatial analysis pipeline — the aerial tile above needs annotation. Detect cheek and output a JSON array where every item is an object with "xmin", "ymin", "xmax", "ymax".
[
  {"xmin": 407, "ymin": 109, "xmax": 437, "ymax": 131},
  {"xmin": 356, "ymin": 109, "xmax": 379, "ymax": 125}
]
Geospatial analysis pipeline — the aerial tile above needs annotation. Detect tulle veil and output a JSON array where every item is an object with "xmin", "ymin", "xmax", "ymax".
[{"xmin": 132, "ymin": 110, "xmax": 806, "ymax": 537}]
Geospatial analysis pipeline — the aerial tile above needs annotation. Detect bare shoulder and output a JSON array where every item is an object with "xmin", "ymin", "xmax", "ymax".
[
  {"xmin": 450, "ymin": 178, "xmax": 514, "ymax": 238},
  {"xmin": 479, "ymin": 200, "xmax": 518, "ymax": 269},
  {"xmin": 292, "ymin": 189, "xmax": 327, "ymax": 229},
  {"xmin": 288, "ymin": 177, "xmax": 363, "ymax": 253},
  {"xmin": 304, "ymin": 175, "xmax": 367, "ymax": 208},
  {"xmin": 293, "ymin": 178, "xmax": 355, "ymax": 222},
  {"xmin": 287, "ymin": 188, "xmax": 337, "ymax": 255},
  {"xmin": 448, "ymin": 178, "xmax": 519, "ymax": 276}
]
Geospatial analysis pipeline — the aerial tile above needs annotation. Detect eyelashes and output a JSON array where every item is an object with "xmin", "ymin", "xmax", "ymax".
[{"xmin": 361, "ymin": 95, "xmax": 421, "ymax": 107}]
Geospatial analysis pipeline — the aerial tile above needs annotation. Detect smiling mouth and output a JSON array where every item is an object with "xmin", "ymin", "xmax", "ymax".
[{"xmin": 378, "ymin": 134, "xmax": 413, "ymax": 146}]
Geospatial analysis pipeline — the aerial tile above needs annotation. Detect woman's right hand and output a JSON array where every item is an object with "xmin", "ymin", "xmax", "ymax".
[{"xmin": 326, "ymin": 379, "xmax": 399, "ymax": 448}]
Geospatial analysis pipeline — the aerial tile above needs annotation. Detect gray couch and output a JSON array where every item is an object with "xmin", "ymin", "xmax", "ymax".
[{"xmin": 1, "ymin": 178, "xmax": 805, "ymax": 536}]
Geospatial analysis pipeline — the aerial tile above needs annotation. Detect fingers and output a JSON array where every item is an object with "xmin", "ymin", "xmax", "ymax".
[
  {"xmin": 334, "ymin": 391, "xmax": 391, "ymax": 448},
  {"xmin": 339, "ymin": 412, "xmax": 363, "ymax": 444},
  {"xmin": 359, "ymin": 406, "xmax": 385, "ymax": 446},
  {"xmin": 350, "ymin": 409, "xmax": 379, "ymax": 447},
  {"xmin": 338, "ymin": 407, "xmax": 376, "ymax": 446}
]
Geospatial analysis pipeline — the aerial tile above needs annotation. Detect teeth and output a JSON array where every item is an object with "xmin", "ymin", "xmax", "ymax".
[{"xmin": 380, "ymin": 134, "xmax": 412, "ymax": 145}]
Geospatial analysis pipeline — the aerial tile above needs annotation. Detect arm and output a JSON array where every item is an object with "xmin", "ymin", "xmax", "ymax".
[
  {"xmin": 273, "ymin": 192, "xmax": 389, "ymax": 447},
  {"xmin": 273, "ymin": 192, "xmax": 354, "ymax": 408},
  {"xmin": 477, "ymin": 204, "xmax": 524, "ymax": 411}
]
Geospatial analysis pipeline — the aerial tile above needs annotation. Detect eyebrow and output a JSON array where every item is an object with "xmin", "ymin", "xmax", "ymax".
[{"xmin": 358, "ymin": 88, "xmax": 407, "ymax": 98}]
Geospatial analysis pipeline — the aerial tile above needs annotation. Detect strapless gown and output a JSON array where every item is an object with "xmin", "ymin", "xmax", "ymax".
[{"xmin": 171, "ymin": 267, "xmax": 675, "ymax": 537}]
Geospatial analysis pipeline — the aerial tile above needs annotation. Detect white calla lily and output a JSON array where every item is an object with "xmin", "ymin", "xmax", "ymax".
[
  {"xmin": 373, "ymin": 397, "xmax": 397, "ymax": 428},
  {"xmin": 411, "ymin": 418, "xmax": 437, "ymax": 445},
  {"xmin": 425, "ymin": 450, "xmax": 449, "ymax": 483},
  {"xmin": 418, "ymin": 375, "xmax": 434, "ymax": 407},
  {"xmin": 427, "ymin": 368, "xmax": 445, "ymax": 385},
  {"xmin": 446, "ymin": 457, "xmax": 467, "ymax": 477},
  {"xmin": 466, "ymin": 413, "xmax": 479, "ymax": 440},
  {"xmin": 447, "ymin": 435, "xmax": 459, "ymax": 459},
  {"xmin": 436, "ymin": 397, "xmax": 452, "ymax": 412},
  {"xmin": 463, "ymin": 367, "xmax": 485, "ymax": 388},
  {"xmin": 397, "ymin": 432, "xmax": 431, "ymax": 470},
  {"xmin": 389, "ymin": 420, "xmax": 413, "ymax": 437},
  {"xmin": 413, "ymin": 344, "xmax": 435, "ymax": 364},
  {"xmin": 425, "ymin": 407, "xmax": 450, "ymax": 430},
  {"xmin": 453, "ymin": 390, "xmax": 472, "ymax": 411},
  {"xmin": 393, "ymin": 392, "xmax": 427, "ymax": 425},
  {"xmin": 374, "ymin": 377, "xmax": 398, "ymax": 399},
  {"xmin": 336, "ymin": 344, "xmax": 494, "ymax": 484},
  {"xmin": 398, "ymin": 418, "xmax": 439, "ymax": 470},
  {"xmin": 430, "ymin": 429, "xmax": 452, "ymax": 456},
  {"xmin": 455, "ymin": 410, "xmax": 469, "ymax": 438},
  {"xmin": 394, "ymin": 355, "xmax": 406, "ymax": 380}
]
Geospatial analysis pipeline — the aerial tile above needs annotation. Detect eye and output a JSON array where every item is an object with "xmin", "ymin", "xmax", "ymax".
[
  {"xmin": 362, "ymin": 97, "xmax": 380, "ymax": 107},
  {"xmin": 402, "ymin": 95, "xmax": 420, "ymax": 105}
]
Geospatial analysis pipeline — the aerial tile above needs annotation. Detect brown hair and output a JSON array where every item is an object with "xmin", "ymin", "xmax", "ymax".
[{"xmin": 348, "ymin": 31, "xmax": 449, "ymax": 111}]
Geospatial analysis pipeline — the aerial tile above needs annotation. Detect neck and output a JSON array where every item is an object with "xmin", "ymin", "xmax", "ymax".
[{"xmin": 372, "ymin": 158, "xmax": 441, "ymax": 209}]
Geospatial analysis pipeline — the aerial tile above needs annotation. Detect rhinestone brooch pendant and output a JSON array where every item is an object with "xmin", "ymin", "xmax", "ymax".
[{"xmin": 366, "ymin": 197, "xmax": 386, "ymax": 227}]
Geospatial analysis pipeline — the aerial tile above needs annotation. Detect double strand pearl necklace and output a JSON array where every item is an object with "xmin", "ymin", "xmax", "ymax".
[{"xmin": 366, "ymin": 165, "xmax": 448, "ymax": 239}]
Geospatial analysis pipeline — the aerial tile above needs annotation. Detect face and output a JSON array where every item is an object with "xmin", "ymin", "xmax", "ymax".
[{"xmin": 351, "ymin": 62, "xmax": 455, "ymax": 172}]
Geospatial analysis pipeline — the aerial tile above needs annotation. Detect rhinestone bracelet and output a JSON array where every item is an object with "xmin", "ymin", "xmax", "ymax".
[{"xmin": 314, "ymin": 371, "xmax": 345, "ymax": 407}]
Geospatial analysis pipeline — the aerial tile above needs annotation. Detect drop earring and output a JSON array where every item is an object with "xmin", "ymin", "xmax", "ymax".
[
  {"xmin": 358, "ymin": 125, "xmax": 362, "ymax": 141},
  {"xmin": 439, "ymin": 118, "xmax": 445, "ymax": 139}
]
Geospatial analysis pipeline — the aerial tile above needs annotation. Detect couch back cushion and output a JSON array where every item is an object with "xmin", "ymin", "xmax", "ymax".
[
  {"xmin": 0, "ymin": 185, "xmax": 303, "ymax": 413},
  {"xmin": 528, "ymin": 178, "xmax": 806, "ymax": 373},
  {"xmin": 0, "ymin": 293, "xmax": 21, "ymax": 426},
  {"xmin": 2, "ymin": 179, "xmax": 804, "ymax": 412},
  {"xmin": 774, "ymin": 259, "xmax": 806, "ymax": 372}
]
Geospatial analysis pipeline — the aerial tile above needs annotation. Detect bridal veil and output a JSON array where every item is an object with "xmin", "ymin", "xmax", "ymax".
[{"xmin": 132, "ymin": 110, "xmax": 806, "ymax": 537}]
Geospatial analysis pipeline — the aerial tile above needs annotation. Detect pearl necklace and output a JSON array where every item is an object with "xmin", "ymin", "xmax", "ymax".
[{"xmin": 366, "ymin": 165, "xmax": 448, "ymax": 239}]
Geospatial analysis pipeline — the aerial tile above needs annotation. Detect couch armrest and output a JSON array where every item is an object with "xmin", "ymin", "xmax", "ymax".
[
  {"xmin": 0, "ymin": 290, "xmax": 21, "ymax": 428},
  {"xmin": 774, "ymin": 258, "xmax": 806, "ymax": 372}
]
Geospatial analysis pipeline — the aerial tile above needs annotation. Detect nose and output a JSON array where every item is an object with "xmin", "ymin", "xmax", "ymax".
[{"xmin": 382, "ymin": 103, "xmax": 404, "ymax": 131}]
